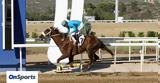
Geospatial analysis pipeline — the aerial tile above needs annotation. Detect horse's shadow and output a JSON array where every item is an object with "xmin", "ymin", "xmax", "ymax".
[
  {"xmin": 26, "ymin": 61, "xmax": 112, "ymax": 73},
  {"xmin": 26, "ymin": 55, "xmax": 155, "ymax": 73},
  {"xmin": 89, "ymin": 62, "xmax": 112, "ymax": 72},
  {"xmin": 26, "ymin": 62, "xmax": 57, "ymax": 73}
]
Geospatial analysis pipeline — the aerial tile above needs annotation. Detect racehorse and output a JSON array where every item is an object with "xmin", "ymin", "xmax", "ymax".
[{"xmin": 39, "ymin": 26, "xmax": 114, "ymax": 69}]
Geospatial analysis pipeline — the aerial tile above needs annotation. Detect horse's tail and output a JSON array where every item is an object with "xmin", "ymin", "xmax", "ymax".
[{"xmin": 99, "ymin": 40, "xmax": 114, "ymax": 57}]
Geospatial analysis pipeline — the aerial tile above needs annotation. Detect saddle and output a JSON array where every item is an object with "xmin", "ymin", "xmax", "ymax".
[
  {"xmin": 61, "ymin": 33, "xmax": 85, "ymax": 46},
  {"xmin": 73, "ymin": 34, "xmax": 85, "ymax": 46}
]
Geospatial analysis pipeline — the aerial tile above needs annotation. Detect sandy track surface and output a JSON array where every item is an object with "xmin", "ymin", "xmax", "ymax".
[
  {"xmin": 0, "ymin": 73, "xmax": 158, "ymax": 83},
  {"xmin": 27, "ymin": 22, "xmax": 160, "ymax": 37}
]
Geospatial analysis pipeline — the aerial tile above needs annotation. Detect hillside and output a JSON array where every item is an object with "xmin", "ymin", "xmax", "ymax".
[
  {"xmin": 26, "ymin": 0, "xmax": 160, "ymax": 20},
  {"xmin": 26, "ymin": 0, "xmax": 147, "ymax": 13}
]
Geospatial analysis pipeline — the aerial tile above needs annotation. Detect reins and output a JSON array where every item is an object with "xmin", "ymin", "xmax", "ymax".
[
  {"xmin": 51, "ymin": 34, "xmax": 61, "ymax": 37},
  {"xmin": 42, "ymin": 28, "xmax": 61, "ymax": 37}
]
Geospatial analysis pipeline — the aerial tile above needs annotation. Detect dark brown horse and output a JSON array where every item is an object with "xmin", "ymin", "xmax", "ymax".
[{"xmin": 39, "ymin": 26, "xmax": 114, "ymax": 69}]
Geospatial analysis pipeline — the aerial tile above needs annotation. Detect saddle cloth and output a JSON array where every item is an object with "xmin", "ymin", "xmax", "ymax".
[{"xmin": 78, "ymin": 35, "xmax": 85, "ymax": 46}]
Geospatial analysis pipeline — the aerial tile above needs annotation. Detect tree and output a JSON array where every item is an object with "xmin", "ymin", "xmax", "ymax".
[
  {"xmin": 31, "ymin": 32, "xmax": 38, "ymax": 38},
  {"xmin": 147, "ymin": 31, "xmax": 157, "ymax": 37},
  {"xmin": 138, "ymin": 32, "xmax": 145, "ymax": 37},
  {"xmin": 85, "ymin": 3, "xmax": 96, "ymax": 16},
  {"xmin": 97, "ymin": 3, "xmax": 115, "ymax": 13},
  {"xmin": 119, "ymin": 31, "xmax": 126, "ymax": 37},
  {"xmin": 93, "ymin": 7, "xmax": 104, "ymax": 20},
  {"xmin": 95, "ymin": 3, "xmax": 115, "ymax": 20},
  {"xmin": 131, "ymin": 1, "xmax": 139, "ymax": 12},
  {"xmin": 119, "ymin": 2, "xmax": 126, "ymax": 16},
  {"xmin": 158, "ymin": 33, "xmax": 160, "ymax": 38},
  {"xmin": 128, "ymin": 31, "xmax": 135, "ymax": 37},
  {"xmin": 26, "ymin": 32, "xmax": 30, "ymax": 38}
]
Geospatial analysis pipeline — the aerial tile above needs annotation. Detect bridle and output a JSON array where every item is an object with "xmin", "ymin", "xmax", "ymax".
[
  {"xmin": 41, "ymin": 28, "xmax": 52, "ymax": 37},
  {"xmin": 41, "ymin": 28, "xmax": 61, "ymax": 37}
]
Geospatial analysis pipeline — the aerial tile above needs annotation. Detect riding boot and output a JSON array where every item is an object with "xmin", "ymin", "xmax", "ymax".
[
  {"xmin": 74, "ymin": 34, "xmax": 79, "ymax": 45},
  {"xmin": 76, "ymin": 34, "xmax": 79, "ymax": 44},
  {"xmin": 73, "ymin": 35, "xmax": 79, "ymax": 53},
  {"xmin": 61, "ymin": 34, "xmax": 65, "ymax": 41},
  {"xmin": 71, "ymin": 35, "xmax": 76, "ymax": 45}
]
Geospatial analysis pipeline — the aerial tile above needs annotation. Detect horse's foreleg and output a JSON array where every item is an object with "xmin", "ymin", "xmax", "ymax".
[
  {"xmin": 94, "ymin": 54, "xmax": 99, "ymax": 62},
  {"xmin": 67, "ymin": 56, "xmax": 74, "ymax": 67},
  {"xmin": 88, "ymin": 53, "xmax": 94, "ymax": 65},
  {"xmin": 57, "ymin": 55, "xmax": 68, "ymax": 63},
  {"xmin": 67, "ymin": 56, "xmax": 73, "ymax": 64}
]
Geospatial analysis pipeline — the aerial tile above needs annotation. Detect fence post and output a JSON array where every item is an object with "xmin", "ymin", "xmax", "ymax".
[
  {"xmin": 80, "ymin": 53, "xmax": 83, "ymax": 72},
  {"xmin": 156, "ymin": 40, "xmax": 159, "ymax": 61},
  {"xmin": 19, "ymin": 47, "xmax": 23, "ymax": 71},
  {"xmin": 129, "ymin": 41, "xmax": 131, "ymax": 61},
  {"xmin": 114, "ymin": 46, "xmax": 117, "ymax": 65},
  {"xmin": 140, "ymin": 45, "xmax": 144, "ymax": 72},
  {"xmin": 144, "ymin": 41, "xmax": 147, "ymax": 55}
]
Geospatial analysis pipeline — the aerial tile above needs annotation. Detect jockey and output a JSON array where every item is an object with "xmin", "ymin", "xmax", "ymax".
[{"xmin": 61, "ymin": 20, "xmax": 82, "ymax": 45}]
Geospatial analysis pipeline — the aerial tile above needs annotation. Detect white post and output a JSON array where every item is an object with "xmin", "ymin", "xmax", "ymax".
[
  {"xmin": 144, "ymin": 41, "xmax": 147, "ymax": 55},
  {"xmin": 158, "ymin": 47, "xmax": 159, "ymax": 62},
  {"xmin": 156, "ymin": 41, "xmax": 158, "ymax": 61},
  {"xmin": 19, "ymin": 48, "xmax": 23, "ymax": 71},
  {"xmin": 99, "ymin": 49, "xmax": 102, "ymax": 62},
  {"xmin": 129, "ymin": 41, "xmax": 131, "ymax": 61},
  {"xmin": 158, "ymin": 40, "xmax": 160, "ymax": 62},
  {"xmin": 115, "ymin": 0, "xmax": 119, "ymax": 23},
  {"xmin": 80, "ymin": 53, "xmax": 83, "ymax": 72},
  {"xmin": 114, "ymin": 46, "xmax": 117, "ymax": 65},
  {"xmin": 2, "ymin": 0, "xmax": 5, "ymax": 49},
  {"xmin": 140, "ymin": 46, "xmax": 144, "ymax": 72},
  {"xmin": 11, "ymin": 0, "xmax": 14, "ymax": 49}
]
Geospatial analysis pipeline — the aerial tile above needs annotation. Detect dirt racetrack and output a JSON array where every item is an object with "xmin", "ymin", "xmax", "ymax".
[
  {"xmin": 91, "ymin": 22, "xmax": 160, "ymax": 36},
  {"xmin": 27, "ymin": 22, "xmax": 160, "ymax": 37},
  {"xmin": 0, "ymin": 72, "xmax": 159, "ymax": 83}
]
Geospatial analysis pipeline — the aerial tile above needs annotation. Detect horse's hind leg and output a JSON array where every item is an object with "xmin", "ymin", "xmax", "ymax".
[
  {"xmin": 94, "ymin": 54, "xmax": 99, "ymax": 62},
  {"xmin": 84, "ymin": 51, "xmax": 95, "ymax": 70},
  {"xmin": 57, "ymin": 55, "xmax": 68, "ymax": 63}
]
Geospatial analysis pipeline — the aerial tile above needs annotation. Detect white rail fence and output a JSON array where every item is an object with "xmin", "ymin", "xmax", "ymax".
[
  {"xmin": 15, "ymin": 37, "xmax": 160, "ymax": 72},
  {"xmin": 26, "ymin": 19, "xmax": 159, "ymax": 24},
  {"xmin": 99, "ymin": 37, "xmax": 159, "ymax": 62}
]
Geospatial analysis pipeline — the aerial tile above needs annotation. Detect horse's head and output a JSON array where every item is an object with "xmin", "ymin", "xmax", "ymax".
[{"xmin": 39, "ymin": 26, "xmax": 60, "ymax": 39}]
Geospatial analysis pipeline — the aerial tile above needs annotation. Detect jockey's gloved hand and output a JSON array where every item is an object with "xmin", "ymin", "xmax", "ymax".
[{"xmin": 64, "ymin": 33, "xmax": 68, "ymax": 36}]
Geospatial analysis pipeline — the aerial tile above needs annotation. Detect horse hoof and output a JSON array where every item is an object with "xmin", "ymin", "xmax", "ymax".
[
  {"xmin": 56, "ymin": 66, "xmax": 63, "ymax": 72},
  {"xmin": 68, "ymin": 63, "xmax": 74, "ymax": 68}
]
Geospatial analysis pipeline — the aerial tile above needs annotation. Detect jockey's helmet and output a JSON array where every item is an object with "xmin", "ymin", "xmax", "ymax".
[{"xmin": 61, "ymin": 20, "xmax": 68, "ymax": 27}]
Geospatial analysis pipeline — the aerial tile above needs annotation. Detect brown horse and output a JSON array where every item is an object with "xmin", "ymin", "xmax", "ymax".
[{"xmin": 39, "ymin": 26, "xmax": 114, "ymax": 69}]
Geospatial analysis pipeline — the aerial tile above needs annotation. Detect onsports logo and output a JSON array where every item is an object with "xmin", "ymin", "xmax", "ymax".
[
  {"xmin": 9, "ymin": 74, "xmax": 36, "ymax": 81},
  {"xmin": 7, "ymin": 71, "xmax": 38, "ymax": 83}
]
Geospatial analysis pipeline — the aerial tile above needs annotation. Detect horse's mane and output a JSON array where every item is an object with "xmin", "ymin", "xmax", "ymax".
[
  {"xmin": 51, "ymin": 26, "xmax": 67, "ymax": 37},
  {"xmin": 51, "ymin": 26, "xmax": 61, "ymax": 33}
]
